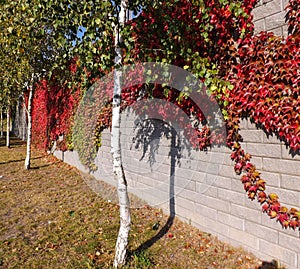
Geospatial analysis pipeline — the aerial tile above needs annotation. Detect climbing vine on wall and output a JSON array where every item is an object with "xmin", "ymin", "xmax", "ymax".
[
  {"xmin": 29, "ymin": 0, "xmax": 299, "ymax": 230},
  {"xmin": 126, "ymin": 0, "xmax": 300, "ymax": 230},
  {"xmin": 31, "ymin": 78, "xmax": 80, "ymax": 151},
  {"xmin": 30, "ymin": 80, "xmax": 49, "ymax": 150},
  {"xmin": 226, "ymin": 31, "xmax": 300, "ymax": 229},
  {"xmin": 285, "ymin": 0, "xmax": 300, "ymax": 35}
]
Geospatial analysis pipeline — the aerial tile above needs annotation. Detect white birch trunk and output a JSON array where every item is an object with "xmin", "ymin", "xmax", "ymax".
[
  {"xmin": 0, "ymin": 106, "xmax": 3, "ymax": 138},
  {"xmin": 25, "ymin": 85, "xmax": 33, "ymax": 170},
  {"xmin": 113, "ymin": 1, "xmax": 131, "ymax": 267},
  {"xmin": 6, "ymin": 104, "xmax": 10, "ymax": 148}
]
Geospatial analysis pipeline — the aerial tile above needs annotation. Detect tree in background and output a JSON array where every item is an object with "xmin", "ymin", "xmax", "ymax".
[
  {"xmin": 0, "ymin": 16, "xmax": 28, "ymax": 147},
  {"xmin": 0, "ymin": 0, "xmax": 152, "ymax": 266},
  {"xmin": 0, "ymin": 0, "xmax": 59, "ymax": 164}
]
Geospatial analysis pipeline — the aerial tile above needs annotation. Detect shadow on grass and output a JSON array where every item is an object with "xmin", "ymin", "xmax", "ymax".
[
  {"xmin": 0, "ymin": 134, "xmax": 50, "ymax": 168},
  {"xmin": 0, "ymin": 158, "xmax": 25, "ymax": 165},
  {"xmin": 29, "ymin": 160, "xmax": 62, "ymax": 170},
  {"xmin": 133, "ymin": 212, "xmax": 175, "ymax": 255},
  {"xmin": 0, "ymin": 155, "xmax": 45, "ymax": 166},
  {"xmin": 0, "ymin": 133, "xmax": 26, "ymax": 148}
]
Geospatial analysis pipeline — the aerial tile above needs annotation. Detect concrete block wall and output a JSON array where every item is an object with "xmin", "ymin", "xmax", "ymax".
[
  {"xmin": 252, "ymin": 0, "xmax": 290, "ymax": 37},
  {"xmin": 237, "ymin": 119, "xmax": 300, "ymax": 268},
  {"xmin": 56, "ymin": 109, "xmax": 300, "ymax": 269}
]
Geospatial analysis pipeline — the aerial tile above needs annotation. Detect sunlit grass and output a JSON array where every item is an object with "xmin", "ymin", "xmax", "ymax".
[{"xmin": 0, "ymin": 136, "xmax": 279, "ymax": 268}]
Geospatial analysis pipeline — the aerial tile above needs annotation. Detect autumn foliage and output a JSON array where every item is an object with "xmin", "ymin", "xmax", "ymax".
[
  {"xmin": 31, "ymin": 79, "xmax": 80, "ymax": 151},
  {"xmin": 30, "ymin": 0, "xmax": 299, "ymax": 230}
]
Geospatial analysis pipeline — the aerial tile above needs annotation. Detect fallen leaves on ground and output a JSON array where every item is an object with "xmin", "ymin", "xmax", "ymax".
[{"xmin": 0, "ymin": 136, "xmax": 274, "ymax": 268}]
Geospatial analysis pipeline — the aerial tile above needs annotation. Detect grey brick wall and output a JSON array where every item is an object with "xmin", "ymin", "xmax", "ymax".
[
  {"xmin": 252, "ymin": 0, "xmax": 289, "ymax": 36},
  {"xmin": 56, "ymin": 111, "xmax": 300, "ymax": 269}
]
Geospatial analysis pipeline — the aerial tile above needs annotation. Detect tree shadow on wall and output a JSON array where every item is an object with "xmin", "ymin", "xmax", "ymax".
[
  {"xmin": 131, "ymin": 118, "xmax": 187, "ymax": 253},
  {"xmin": 247, "ymin": 117, "xmax": 300, "ymax": 158},
  {"xmin": 258, "ymin": 260, "xmax": 286, "ymax": 269},
  {"xmin": 132, "ymin": 118, "xmax": 185, "ymax": 168}
]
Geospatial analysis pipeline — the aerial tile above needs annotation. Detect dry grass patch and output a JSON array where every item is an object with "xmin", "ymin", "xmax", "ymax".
[{"xmin": 0, "ymin": 135, "xmax": 284, "ymax": 268}]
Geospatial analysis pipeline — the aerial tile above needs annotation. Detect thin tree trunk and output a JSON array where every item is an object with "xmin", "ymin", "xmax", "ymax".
[
  {"xmin": 25, "ymin": 85, "xmax": 33, "ymax": 170},
  {"xmin": 22, "ymin": 102, "xmax": 26, "ymax": 141},
  {"xmin": 6, "ymin": 104, "xmax": 10, "ymax": 148},
  {"xmin": 113, "ymin": 0, "xmax": 130, "ymax": 267},
  {"xmin": 0, "ymin": 106, "xmax": 3, "ymax": 138}
]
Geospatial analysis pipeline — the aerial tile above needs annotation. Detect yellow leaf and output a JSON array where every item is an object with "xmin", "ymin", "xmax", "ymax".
[{"xmin": 269, "ymin": 193, "xmax": 278, "ymax": 202}]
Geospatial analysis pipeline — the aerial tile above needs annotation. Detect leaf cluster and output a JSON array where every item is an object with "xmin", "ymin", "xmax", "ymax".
[{"xmin": 25, "ymin": 0, "xmax": 300, "ymax": 231}]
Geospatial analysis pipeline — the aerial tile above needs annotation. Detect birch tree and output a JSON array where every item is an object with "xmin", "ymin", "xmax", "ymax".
[
  {"xmin": 29, "ymin": 1, "xmax": 150, "ymax": 265},
  {"xmin": 0, "ymin": 44, "xmax": 21, "ymax": 148},
  {"xmin": 112, "ymin": 1, "xmax": 131, "ymax": 266},
  {"xmin": 0, "ymin": 1, "xmax": 33, "ymax": 150},
  {"xmin": 0, "ymin": 0, "xmax": 63, "ymax": 167},
  {"xmin": 0, "ymin": 0, "xmax": 151, "ymax": 264},
  {"xmin": 6, "ymin": 102, "xmax": 10, "ymax": 148},
  {"xmin": 24, "ymin": 77, "xmax": 34, "ymax": 169},
  {"xmin": 0, "ymin": 106, "xmax": 3, "ymax": 138}
]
